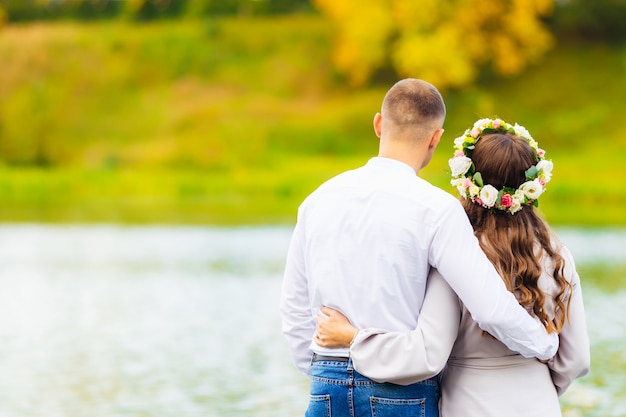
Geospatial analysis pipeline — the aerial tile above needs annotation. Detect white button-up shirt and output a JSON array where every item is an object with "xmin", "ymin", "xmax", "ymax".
[{"xmin": 280, "ymin": 157, "xmax": 558, "ymax": 374}]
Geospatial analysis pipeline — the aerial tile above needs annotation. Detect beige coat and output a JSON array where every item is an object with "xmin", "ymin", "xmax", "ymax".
[{"xmin": 349, "ymin": 245, "xmax": 590, "ymax": 417}]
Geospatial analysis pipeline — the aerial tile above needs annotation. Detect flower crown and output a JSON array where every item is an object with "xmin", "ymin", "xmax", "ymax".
[{"xmin": 448, "ymin": 118, "xmax": 553, "ymax": 214}]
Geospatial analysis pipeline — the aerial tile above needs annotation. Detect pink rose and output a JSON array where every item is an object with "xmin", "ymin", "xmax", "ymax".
[
  {"xmin": 462, "ymin": 178, "xmax": 472, "ymax": 188},
  {"xmin": 539, "ymin": 179, "xmax": 546, "ymax": 186},
  {"xmin": 470, "ymin": 127, "xmax": 480, "ymax": 138},
  {"xmin": 537, "ymin": 149, "xmax": 545, "ymax": 157},
  {"xmin": 474, "ymin": 197, "xmax": 483, "ymax": 206},
  {"xmin": 492, "ymin": 120, "xmax": 501, "ymax": 128},
  {"xmin": 455, "ymin": 150, "xmax": 465, "ymax": 157},
  {"xmin": 501, "ymin": 193, "xmax": 513, "ymax": 208}
]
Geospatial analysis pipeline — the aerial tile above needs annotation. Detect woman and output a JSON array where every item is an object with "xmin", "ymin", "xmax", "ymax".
[{"xmin": 314, "ymin": 118, "xmax": 590, "ymax": 417}]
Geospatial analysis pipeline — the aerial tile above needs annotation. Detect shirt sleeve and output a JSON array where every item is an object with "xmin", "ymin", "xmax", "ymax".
[
  {"xmin": 429, "ymin": 200, "xmax": 559, "ymax": 360},
  {"xmin": 280, "ymin": 209, "xmax": 315, "ymax": 374},
  {"xmin": 548, "ymin": 246, "xmax": 591, "ymax": 395},
  {"xmin": 348, "ymin": 269, "xmax": 460, "ymax": 385}
]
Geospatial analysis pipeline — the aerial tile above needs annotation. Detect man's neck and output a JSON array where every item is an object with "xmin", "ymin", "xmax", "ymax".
[{"xmin": 378, "ymin": 146, "xmax": 426, "ymax": 174}]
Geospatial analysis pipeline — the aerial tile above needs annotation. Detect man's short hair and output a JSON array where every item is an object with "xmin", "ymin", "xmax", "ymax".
[{"xmin": 382, "ymin": 79, "xmax": 446, "ymax": 130}]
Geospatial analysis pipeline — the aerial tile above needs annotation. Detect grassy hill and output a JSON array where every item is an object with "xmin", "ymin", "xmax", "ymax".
[{"xmin": 0, "ymin": 15, "xmax": 624, "ymax": 225}]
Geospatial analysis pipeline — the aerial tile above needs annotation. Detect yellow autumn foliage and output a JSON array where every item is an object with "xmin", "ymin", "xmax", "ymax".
[{"xmin": 313, "ymin": 0, "xmax": 555, "ymax": 89}]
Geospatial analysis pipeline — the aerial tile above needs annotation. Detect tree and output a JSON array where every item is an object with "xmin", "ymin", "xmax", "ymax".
[{"xmin": 312, "ymin": 0, "xmax": 555, "ymax": 90}]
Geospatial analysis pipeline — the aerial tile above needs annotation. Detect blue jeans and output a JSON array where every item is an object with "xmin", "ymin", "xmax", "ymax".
[{"xmin": 306, "ymin": 357, "xmax": 439, "ymax": 417}]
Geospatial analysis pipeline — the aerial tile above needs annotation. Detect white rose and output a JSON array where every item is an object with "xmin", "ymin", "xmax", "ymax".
[
  {"xmin": 454, "ymin": 136, "xmax": 465, "ymax": 148},
  {"xmin": 514, "ymin": 189, "xmax": 527, "ymax": 203},
  {"xmin": 509, "ymin": 193, "xmax": 524, "ymax": 214},
  {"xmin": 449, "ymin": 156, "xmax": 472, "ymax": 177},
  {"xmin": 536, "ymin": 160, "xmax": 553, "ymax": 182},
  {"xmin": 479, "ymin": 184, "xmax": 499, "ymax": 207},
  {"xmin": 473, "ymin": 118, "xmax": 491, "ymax": 129},
  {"xmin": 513, "ymin": 123, "xmax": 532, "ymax": 140},
  {"xmin": 468, "ymin": 183, "xmax": 480, "ymax": 198},
  {"xmin": 451, "ymin": 178, "xmax": 467, "ymax": 197},
  {"xmin": 519, "ymin": 179, "xmax": 544, "ymax": 200}
]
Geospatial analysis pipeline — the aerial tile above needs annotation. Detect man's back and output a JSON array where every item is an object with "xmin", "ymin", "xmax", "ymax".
[{"xmin": 286, "ymin": 157, "xmax": 459, "ymax": 360}]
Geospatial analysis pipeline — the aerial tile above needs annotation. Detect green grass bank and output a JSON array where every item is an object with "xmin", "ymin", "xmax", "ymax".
[{"xmin": 0, "ymin": 16, "xmax": 624, "ymax": 226}]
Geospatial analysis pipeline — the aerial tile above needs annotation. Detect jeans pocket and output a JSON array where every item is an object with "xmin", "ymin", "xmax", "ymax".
[
  {"xmin": 306, "ymin": 394, "xmax": 331, "ymax": 417},
  {"xmin": 370, "ymin": 396, "xmax": 426, "ymax": 417}
]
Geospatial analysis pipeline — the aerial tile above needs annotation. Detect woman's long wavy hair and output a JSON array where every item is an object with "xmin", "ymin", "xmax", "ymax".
[{"xmin": 462, "ymin": 132, "xmax": 572, "ymax": 333}]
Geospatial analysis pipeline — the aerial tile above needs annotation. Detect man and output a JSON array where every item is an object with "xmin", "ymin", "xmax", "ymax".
[{"xmin": 280, "ymin": 79, "xmax": 558, "ymax": 417}]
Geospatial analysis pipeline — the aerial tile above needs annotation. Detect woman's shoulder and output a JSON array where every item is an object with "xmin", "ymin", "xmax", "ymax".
[
  {"xmin": 538, "ymin": 241, "xmax": 580, "ymax": 302},
  {"xmin": 541, "ymin": 235, "xmax": 578, "ymax": 279}
]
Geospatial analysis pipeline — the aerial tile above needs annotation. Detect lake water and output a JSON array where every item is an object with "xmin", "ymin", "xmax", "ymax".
[{"xmin": 0, "ymin": 225, "xmax": 624, "ymax": 417}]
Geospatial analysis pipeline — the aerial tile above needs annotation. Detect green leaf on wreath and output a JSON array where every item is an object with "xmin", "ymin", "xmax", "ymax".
[
  {"xmin": 525, "ymin": 166, "xmax": 538, "ymax": 180},
  {"xmin": 497, "ymin": 189, "xmax": 505, "ymax": 204},
  {"xmin": 473, "ymin": 172, "xmax": 483, "ymax": 187}
]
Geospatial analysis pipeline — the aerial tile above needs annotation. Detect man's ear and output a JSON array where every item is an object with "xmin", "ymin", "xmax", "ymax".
[
  {"xmin": 373, "ymin": 113, "xmax": 383, "ymax": 138},
  {"xmin": 429, "ymin": 128, "xmax": 444, "ymax": 150}
]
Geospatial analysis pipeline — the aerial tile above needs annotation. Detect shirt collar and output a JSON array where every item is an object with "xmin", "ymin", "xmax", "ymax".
[{"xmin": 366, "ymin": 157, "xmax": 417, "ymax": 176}]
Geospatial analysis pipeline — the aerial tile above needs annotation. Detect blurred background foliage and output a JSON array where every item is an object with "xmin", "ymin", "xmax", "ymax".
[
  {"xmin": 0, "ymin": 0, "xmax": 624, "ymax": 225},
  {"xmin": 313, "ymin": 0, "xmax": 556, "ymax": 88}
]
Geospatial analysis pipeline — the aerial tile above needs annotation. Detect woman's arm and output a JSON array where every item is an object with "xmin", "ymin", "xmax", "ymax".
[
  {"xmin": 315, "ymin": 307, "xmax": 358, "ymax": 348},
  {"xmin": 431, "ymin": 201, "xmax": 558, "ymax": 360},
  {"xmin": 316, "ymin": 269, "xmax": 461, "ymax": 385},
  {"xmin": 548, "ymin": 246, "xmax": 591, "ymax": 395}
]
